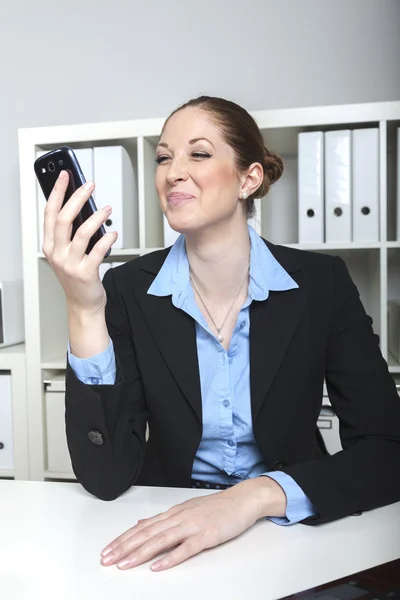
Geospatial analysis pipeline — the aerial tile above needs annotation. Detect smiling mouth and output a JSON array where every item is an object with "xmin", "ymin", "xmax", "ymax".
[{"xmin": 167, "ymin": 193, "xmax": 195, "ymax": 205}]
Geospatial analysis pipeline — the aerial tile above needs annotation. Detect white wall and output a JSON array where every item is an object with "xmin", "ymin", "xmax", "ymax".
[{"xmin": 1, "ymin": 0, "xmax": 399, "ymax": 280}]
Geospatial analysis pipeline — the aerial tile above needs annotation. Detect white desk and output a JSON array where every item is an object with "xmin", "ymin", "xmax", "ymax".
[{"xmin": 1, "ymin": 481, "xmax": 399, "ymax": 600}]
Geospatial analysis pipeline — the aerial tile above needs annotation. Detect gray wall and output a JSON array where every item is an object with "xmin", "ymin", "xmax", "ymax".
[{"xmin": 1, "ymin": 0, "xmax": 399, "ymax": 280}]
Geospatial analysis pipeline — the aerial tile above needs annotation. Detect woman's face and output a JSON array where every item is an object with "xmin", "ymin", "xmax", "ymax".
[{"xmin": 155, "ymin": 107, "xmax": 245, "ymax": 235}]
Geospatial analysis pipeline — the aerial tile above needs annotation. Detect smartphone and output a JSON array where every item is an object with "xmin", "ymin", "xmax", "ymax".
[{"xmin": 34, "ymin": 145, "xmax": 111, "ymax": 257}]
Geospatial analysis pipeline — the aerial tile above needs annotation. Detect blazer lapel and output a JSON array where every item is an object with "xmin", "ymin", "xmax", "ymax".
[
  {"xmin": 134, "ymin": 252, "xmax": 203, "ymax": 425},
  {"xmin": 250, "ymin": 242, "xmax": 310, "ymax": 422},
  {"xmin": 134, "ymin": 241, "xmax": 310, "ymax": 428}
]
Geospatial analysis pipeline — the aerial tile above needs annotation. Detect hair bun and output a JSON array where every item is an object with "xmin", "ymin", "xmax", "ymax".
[{"xmin": 263, "ymin": 147, "xmax": 284, "ymax": 186}]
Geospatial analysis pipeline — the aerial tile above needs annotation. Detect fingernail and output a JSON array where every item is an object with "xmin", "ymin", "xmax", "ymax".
[
  {"xmin": 101, "ymin": 547, "xmax": 112, "ymax": 557},
  {"xmin": 152, "ymin": 558, "xmax": 168, "ymax": 571},
  {"xmin": 58, "ymin": 170, "xmax": 65, "ymax": 179},
  {"xmin": 117, "ymin": 559, "xmax": 131, "ymax": 569},
  {"xmin": 102, "ymin": 205, "xmax": 112, "ymax": 212},
  {"xmin": 84, "ymin": 181, "xmax": 93, "ymax": 190}
]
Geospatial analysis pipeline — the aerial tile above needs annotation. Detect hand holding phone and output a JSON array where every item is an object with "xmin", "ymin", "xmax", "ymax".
[
  {"xmin": 35, "ymin": 146, "xmax": 118, "ymax": 314},
  {"xmin": 35, "ymin": 146, "xmax": 111, "ymax": 256}
]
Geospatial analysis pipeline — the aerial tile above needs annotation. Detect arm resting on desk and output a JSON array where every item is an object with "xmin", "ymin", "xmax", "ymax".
[
  {"xmin": 260, "ymin": 471, "xmax": 317, "ymax": 525},
  {"xmin": 65, "ymin": 268, "xmax": 148, "ymax": 502},
  {"xmin": 281, "ymin": 257, "xmax": 400, "ymax": 526}
]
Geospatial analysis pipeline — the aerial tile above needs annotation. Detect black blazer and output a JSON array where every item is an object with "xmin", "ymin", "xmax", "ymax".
[{"xmin": 65, "ymin": 239, "xmax": 400, "ymax": 525}]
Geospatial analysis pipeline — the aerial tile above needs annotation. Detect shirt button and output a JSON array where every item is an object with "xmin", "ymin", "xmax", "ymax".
[
  {"xmin": 240, "ymin": 321, "xmax": 246, "ymax": 328},
  {"xmin": 223, "ymin": 399, "xmax": 230, "ymax": 408},
  {"xmin": 229, "ymin": 357, "xmax": 233, "ymax": 364},
  {"xmin": 89, "ymin": 377, "xmax": 100, "ymax": 385},
  {"xmin": 227, "ymin": 439, "xmax": 235, "ymax": 447}
]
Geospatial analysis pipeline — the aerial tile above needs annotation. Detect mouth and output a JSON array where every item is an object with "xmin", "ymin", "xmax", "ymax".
[{"xmin": 167, "ymin": 192, "xmax": 195, "ymax": 205}]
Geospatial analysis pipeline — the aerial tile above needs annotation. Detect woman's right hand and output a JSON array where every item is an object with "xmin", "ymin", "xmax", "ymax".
[{"xmin": 42, "ymin": 170, "xmax": 118, "ymax": 316}]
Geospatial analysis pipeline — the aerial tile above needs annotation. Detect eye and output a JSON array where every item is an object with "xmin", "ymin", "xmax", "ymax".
[
  {"xmin": 192, "ymin": 152, "xmax": 211, "ymax": 159},
  {"xmin": 155, "ymin": 155, "xmax": 170, "ymax": 164}
]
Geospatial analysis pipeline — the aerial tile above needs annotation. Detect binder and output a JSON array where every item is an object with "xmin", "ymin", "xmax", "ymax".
[
  {"xmin": 163, "ymin": 215, "xmax": 180, "ymax": 247},
  {"xmin": 93, "ymin": 146, "xmax": 138, "ymax": 249},
  {"xmin": 298, "ymin": 132, "xmax": 324, "ymax": 243},
  {"xmin": 325, "ymin": 130, "xmax": 352, "ymax": 243},
  {"xmin": 36, "ymin": 148, "xmax": 94, "ymax": 252},
  {"xmin": 352, "ymin": 128, "xmax": 379, "ymax": 242}
]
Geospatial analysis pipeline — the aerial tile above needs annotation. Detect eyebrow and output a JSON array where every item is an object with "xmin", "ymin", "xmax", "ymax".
[{"xmin": 156, "ymin": 137, "xmax": 215, "ymax": 149}]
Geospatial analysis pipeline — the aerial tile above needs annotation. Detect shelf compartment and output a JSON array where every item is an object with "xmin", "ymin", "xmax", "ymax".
[
  {"xmin": 257, "ymin": 121, "xmax": 381, "ymax": 246},
  {"xmin": 313, "ymin": 248, "xmax": 382, "ymax": 341}
]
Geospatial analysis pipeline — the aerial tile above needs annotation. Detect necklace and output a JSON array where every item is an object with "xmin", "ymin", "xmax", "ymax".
[{"xmin": 189, "ymin": 260, "xmax": 250, "ymax": 343}]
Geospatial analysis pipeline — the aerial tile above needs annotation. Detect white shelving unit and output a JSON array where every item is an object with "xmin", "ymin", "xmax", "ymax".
[
  {"xmin": 0, "ymin": 343, "xmax": 29, "ymax": 479},
  {"xmin": 17, "ymin": 100, "xmax": 400, "ymax": 481}
]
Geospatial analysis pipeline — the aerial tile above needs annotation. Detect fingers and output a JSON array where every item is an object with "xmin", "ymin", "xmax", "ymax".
[
  {"xmin": 68, "ymin": 206, "xmax": 117, "ymax": 267},
  {"xmin": 151, "ymin": 536, "xmax": 206, "ymax": 571},
  {"xmin": 42, "ymin": 170, "xmax": 70, "ymax": 255},
  {"xmin": 101, "ymin": 516, "xmax": 183, "ymax": 567},
  {"xmin": 101, "ymin": 507, "xmax": 181, "ymax": 558},
  {"xmin": 113, "ymin": 524, "xmax": 188, "ymax": 570},
  {"xmin": 52, "ymin": 179, "xmax": 96, "ymax": 254}
]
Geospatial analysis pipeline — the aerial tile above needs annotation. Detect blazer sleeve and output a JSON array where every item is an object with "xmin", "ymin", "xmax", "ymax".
[
  {"xmin": 282, "ymin": 255, "xmax": 400, "ymax": 525},
  {"xmin": 65, "ymin": 267, "xmax": 148, "ymax": 501}
]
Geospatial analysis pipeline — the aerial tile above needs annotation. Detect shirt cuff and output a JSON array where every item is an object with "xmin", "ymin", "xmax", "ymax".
[
  {"xmin": 258, "ymin": 471, "xmax": 317, "ymax": 526},
  {"xmin": 67, "ymin": 336, "xmax": 116, "ymax": 385}
]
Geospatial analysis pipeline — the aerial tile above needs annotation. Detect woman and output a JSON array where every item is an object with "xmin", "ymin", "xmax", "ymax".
[{"xmin": 43, "ymin": 96, "xmax": 400, "ymax": 572}]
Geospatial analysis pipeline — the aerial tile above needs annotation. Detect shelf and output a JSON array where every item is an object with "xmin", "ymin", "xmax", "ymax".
[
  {"xmin": 18, "ymin": 100, "xmax": 400, "ymax": 482},
  {"xmin": 38, "ymin": 248, "xmax": 142, "ymax": 259},
  {"xmin": 283, "ymin": 242, "xmax": 382, "ymax": 251},
  {"xmin": 388, "ymin": 352, "xmax": 400, "ymax": 373},
  {"xmin": 42, "ymin": 358, "xmax": 66, "ymax": 370},
  {"xmin": 44, "ymin": 471, "xmax": 76, "ymax": 480},
  {"xmin": 37, "ymin": 243, "xmax": 385, "ymax": 260},
  {"xmin": 0, "ymin": 470, "xmax": 14, "ymax": 478},
  {"xmin": 0, "ymin": 343, "xmax": 25, "ymax": 356},
  {"xmin": 0, "ymin": 344, "xmax": 25, "ymax": 371}
]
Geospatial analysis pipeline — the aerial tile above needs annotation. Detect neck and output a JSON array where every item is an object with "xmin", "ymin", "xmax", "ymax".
[{"xmin": 185, "ymin": 218, "xmax": 251, "ymax": 303}]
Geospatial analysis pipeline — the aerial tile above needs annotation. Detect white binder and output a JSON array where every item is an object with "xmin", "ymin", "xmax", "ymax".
[
  {"xmin": 163, "ymin": 215, "xmax": 180, "ymax": 247},
  {"xmin": 397, "ymin": 128, "xmax": 400, "ymax": 241},
  {"xmin": 36, "ymin": 148, "xmax": 94, "ymax": 252},
  {"xmin": 298, "ymin": 132, "xmax": 324, "ymax": 243},
  {"xmin": 93, "ymin": 146, "xmax": 139, "ymax": 249},
  {"xmin": 325, "ymin": 130, "xmax": 352, "ymax": 243},
  {"xmin": 352, "ymin": 128, "xmax": 379, "ymax": 243}
]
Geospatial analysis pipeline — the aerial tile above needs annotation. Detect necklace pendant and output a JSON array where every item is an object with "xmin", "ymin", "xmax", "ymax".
[{"xmin": 217, "ymin": 333, "xmax": 224, "ymax": 342}]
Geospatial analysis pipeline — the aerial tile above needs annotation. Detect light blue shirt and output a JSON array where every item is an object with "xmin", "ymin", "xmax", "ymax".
[{"xmin": 68, "ymin": 225, "xmax": 316, "ymax": 525}]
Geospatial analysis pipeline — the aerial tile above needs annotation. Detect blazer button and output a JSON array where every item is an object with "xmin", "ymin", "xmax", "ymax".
[
  {"xmin": 88, "ymin": 430, "xmax": 104, "ymax": 446},
  {"xmin": 272, "ymin": 460, "xmax": 287, "ymax": 471}
]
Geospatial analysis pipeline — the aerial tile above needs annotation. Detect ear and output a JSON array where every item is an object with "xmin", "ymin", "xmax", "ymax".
[{"xmin": 239, "ymin": 162, "xmax": 263, "ymax": 198}]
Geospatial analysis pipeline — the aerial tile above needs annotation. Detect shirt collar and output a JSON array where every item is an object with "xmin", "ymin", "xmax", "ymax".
[{"xmin": 147, "ymin": 225, "xmax": 299, "ymax": 302}]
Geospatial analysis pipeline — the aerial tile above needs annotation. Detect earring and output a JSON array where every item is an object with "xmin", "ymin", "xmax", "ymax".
[{"xmin": 241, "ymin": 191, "xmax": 248, "ymax": 200}]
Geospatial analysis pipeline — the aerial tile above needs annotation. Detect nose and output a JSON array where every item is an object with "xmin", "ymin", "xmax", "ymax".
[{"xmin": 166, "ymin": 156, "xmax": 189, "ymax": 186}]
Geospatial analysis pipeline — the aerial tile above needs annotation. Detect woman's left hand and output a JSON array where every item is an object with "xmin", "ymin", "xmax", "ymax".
[{"xmin": 100, "ymin": 476, "xmax": 286, "ymax": 571}]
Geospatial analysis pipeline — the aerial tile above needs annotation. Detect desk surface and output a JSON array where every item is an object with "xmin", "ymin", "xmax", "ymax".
[{"xmin": 1, "ymin": 481, "xmax": 400, "ymax": 600}]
